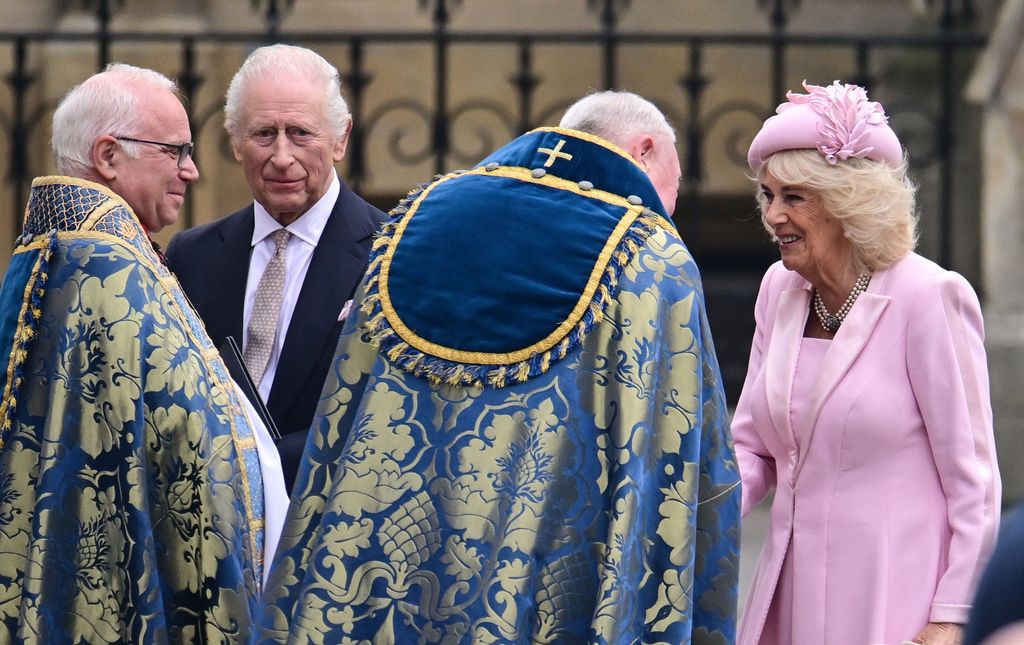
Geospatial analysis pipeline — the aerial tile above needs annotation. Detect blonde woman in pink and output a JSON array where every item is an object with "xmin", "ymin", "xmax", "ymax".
[{"xmin": 734, "ymin": 80, "xmax": 1000, "ymax": 645}]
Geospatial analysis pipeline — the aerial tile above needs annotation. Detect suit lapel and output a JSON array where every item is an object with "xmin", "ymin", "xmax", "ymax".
[
  {"xmin": 267, "ymin": 184, "xmax": 378, "ymax": 418},
  {"xmin": 765, "ymin": 288, "xmax": 810, "ymax": 453},
  {"xmin": 213, "ymin": 207, "xmax": 255, "ymax": 344},
  {"xmin": 794, "ymin": 270, "xmax": 892, "ymax": 476}
]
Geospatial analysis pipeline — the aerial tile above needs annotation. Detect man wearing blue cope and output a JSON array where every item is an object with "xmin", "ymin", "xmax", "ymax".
[
  {"xmin": 0, "ymin": 64, "xmax": 275, "ymax": 642},
  {"xmin": 258, "ymin": 91, "xmax": 741, "ymax": 644}
]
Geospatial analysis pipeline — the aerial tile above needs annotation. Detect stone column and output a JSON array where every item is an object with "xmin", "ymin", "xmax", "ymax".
[{"xmin": 965, "ymin": 0, "xmax": 1024, "ymax": 505}]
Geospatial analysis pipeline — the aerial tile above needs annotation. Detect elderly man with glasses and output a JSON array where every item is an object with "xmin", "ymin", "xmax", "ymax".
[{"xmin": 0, "ymin": 63, "xmax": 286, "ymax": 643}]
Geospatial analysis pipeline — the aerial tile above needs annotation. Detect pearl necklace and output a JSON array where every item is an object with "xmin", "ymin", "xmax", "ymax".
[{"xmin": 812, "ymin": 273, "xmax": 871, "ymax": 333}]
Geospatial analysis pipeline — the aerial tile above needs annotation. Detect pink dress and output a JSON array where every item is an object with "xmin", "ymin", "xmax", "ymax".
[
  {"xmin": 759, "ymin": 336, "xmax": 828, "ymax": 644},
  {"xmin": 733, "ymin": 255, "xmax": 1001, "ymax": 645}
]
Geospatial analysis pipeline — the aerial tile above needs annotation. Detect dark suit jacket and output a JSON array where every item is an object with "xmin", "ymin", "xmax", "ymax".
[
  {"xmin": 166, "ymin": 181, "xmax": 387, "ymax": 491},
  {"xmin": 965, "ymin": 505, "xmax": 1024, "ymax": 645}
]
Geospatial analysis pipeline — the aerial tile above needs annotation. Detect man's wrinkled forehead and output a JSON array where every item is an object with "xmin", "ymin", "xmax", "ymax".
[{"xmin": 241, "ymin": 73, "xmax": 330, "ymax": 122}]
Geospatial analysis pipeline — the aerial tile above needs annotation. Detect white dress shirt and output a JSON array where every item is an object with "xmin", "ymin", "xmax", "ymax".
[
  {"xmin": 230, "ymin": 381, "xmax": 288, "ymax": 585},
  {"xmin": 243, "ymin": 171, "xmax": 341, "ymax": 401}
]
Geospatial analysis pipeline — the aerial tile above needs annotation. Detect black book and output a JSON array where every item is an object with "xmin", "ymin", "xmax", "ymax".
[{"xmin": 217, "ymin": 336, "xmax": 281, "ymax": 440}]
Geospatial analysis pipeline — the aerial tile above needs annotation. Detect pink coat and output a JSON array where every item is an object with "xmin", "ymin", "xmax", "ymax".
[{"xmin": 734, "ymin": 253, "xmax": 1001, "ymax": 645}]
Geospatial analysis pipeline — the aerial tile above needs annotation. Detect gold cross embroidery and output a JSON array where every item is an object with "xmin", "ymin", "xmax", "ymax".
[{"xmin": 537, "ymin": 139, "xmax": 573, "ymax": 167}]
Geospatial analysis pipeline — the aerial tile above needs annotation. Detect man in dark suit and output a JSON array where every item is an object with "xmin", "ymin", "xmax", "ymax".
[{"xmin": 167, "ymin": 44, "xmax": 386, "ymax": 491}]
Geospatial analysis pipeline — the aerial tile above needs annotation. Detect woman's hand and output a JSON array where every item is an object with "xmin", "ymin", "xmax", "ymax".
[{"xmin": 909, "ymin": 622, "xmax": 963, "ymax": 645}]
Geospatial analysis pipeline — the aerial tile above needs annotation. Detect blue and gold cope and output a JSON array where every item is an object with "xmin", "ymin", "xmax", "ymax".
[
  {"xmin": 259, "ymin": 128, "xmax": 741, "ymax": 644},
  {"xmin": 0, "ymin": 177, "xmax": 265, "ymax": 643}
]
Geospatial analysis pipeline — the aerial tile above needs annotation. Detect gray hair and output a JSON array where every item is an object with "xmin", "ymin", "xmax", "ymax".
[
  {"xmin": 52, "ymin": 63, "xmax": 177, "ymax": 177},
  {"xmin": 224, "ymin": 44, "xmax": 351, "ymax": 143},
  {"xmin": 558, "ymin": 90, "xmax": 676, "ymax": 150},
  {"xmin": 756, "ymin": 149, "xmax": 918, "ymax": 273}
]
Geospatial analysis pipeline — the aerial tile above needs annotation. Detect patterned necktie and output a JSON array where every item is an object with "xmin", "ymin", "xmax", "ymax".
[{"xmin": 244, "ymin": 228, "xmax": 291, "ymax": 386}]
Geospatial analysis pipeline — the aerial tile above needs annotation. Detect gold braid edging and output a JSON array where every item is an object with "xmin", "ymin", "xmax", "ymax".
[
  {"xmin": 359, "ymin": 171, "xmax": 664, "ymax": 388},
  {"xmin": 0, "ymin": 234, "xmax": 57, "ymax": 445}
]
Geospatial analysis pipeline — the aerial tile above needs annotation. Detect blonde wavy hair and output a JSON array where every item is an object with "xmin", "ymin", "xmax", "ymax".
[{"xmin": 755, "ymin": 149, "xmax": 918, "ymax": 274}]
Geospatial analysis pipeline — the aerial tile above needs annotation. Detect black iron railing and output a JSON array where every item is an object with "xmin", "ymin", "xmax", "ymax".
[
  {"xmin": 0, "ymin": 0, "xmax": 987, "ymax": 399},
  {"xmin": 0, "ymin": 0, "xmax": 985, "ymax": 266}
]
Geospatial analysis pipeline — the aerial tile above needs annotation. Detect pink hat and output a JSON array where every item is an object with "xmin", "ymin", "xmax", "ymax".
[{"xmin": 747, "ymin": 80, "xmax": 903, "ymax": 172}]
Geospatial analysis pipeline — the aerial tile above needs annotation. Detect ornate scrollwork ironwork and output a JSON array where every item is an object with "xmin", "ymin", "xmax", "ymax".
[
  {"xmin": 0, "ymin": 2, "xmax": 989, "ymax": 274},
  {"xmin": 883, "ymin": 98, "xmax": 941, "ymax": 167},
  {"xmin": 364, "ymin": 99, "xmax": 436, "ymax": 167},
  {"xmin": 701, "ymin": 99, "xmax": 775, "ymax": 169},
  {"xmin": 447, "ymin": 100, "xmax": 515, "ymax": 165}
]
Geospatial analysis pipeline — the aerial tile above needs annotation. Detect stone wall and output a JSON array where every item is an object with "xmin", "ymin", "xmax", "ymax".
[{"xmin": 967, "ymin": 0, "xmax": 1024, "ymax": 504}]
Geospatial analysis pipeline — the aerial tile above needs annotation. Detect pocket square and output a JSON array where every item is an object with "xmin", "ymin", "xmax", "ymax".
[{"xmin": 338, "ymin": 299, "xmax": 353, "ymax": 322}]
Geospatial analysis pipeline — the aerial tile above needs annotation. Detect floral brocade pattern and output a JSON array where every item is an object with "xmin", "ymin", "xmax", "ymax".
[
  {"xmin": 0, "ymin": 178, "xmax": 263, "ymax": 643},
  {"xmin": 259, "ymin": 227, "xmax": 741, "ymax": 644}
]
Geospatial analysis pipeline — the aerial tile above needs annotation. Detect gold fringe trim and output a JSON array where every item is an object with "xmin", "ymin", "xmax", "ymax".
[{"xmin": 0, "ymin": 246, "xmax": 51, "ymax": 442}]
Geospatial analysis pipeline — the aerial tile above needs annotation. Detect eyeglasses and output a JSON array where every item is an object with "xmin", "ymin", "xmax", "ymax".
[{"xmin": 116, "ymin": 136, "xmax": 194, "ymax": 168}]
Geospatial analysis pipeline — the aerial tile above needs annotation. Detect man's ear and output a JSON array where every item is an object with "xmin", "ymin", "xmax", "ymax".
[
  {"xmin": 333, "ymin": 120, "xmax": 353, "ymax": 162},
  {"xmin": 91, "ymin": 135, "xmax": 120, "ymax": 181},
  {"xmin": 627, "ymin": 134, "xmax": 655, "ymax": 171},
  {"xmin": 639, "ymin": 135, "xmax": 656, "ymax": 169}
]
